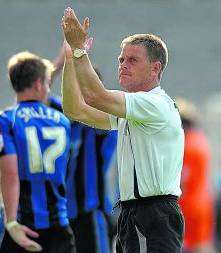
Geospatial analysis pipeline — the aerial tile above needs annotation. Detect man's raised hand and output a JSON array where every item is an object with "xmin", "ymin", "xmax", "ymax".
[{"xmin": 62, "ymin": 7, "xmax": 90, "ymax": 49}]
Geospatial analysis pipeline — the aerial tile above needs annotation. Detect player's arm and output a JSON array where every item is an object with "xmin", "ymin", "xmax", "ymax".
[
  {"xmin": 0, "ymin": 154, "xmax": 19, "ymax": 223},
  {"xmin": 62, "ymin": 41, "xmax": 111, "ymax": 130},
  {"xmin": 62, "ymin": 7, "xmax": 126, "ymax": 119},
  {"xmin": 0, "ymin": 154, "xmax": 42, "ymax": 252},
  {"xmin": 0, "ymin": 118, "xmax": 42, "ymax": 252},
  {"xmin": 52, "ymin": 44, "xmax": 65, "ymax": 79},
  {"xmin": 41, "ymin": 44, "xmax": 65, "ymax": 91}
]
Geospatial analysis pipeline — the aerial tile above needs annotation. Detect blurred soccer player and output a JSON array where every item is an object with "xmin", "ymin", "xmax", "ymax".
[
  {"xmin": 48, "ymin": 64, "xmax": 118, "ymax": 253},
  {"xmin": 0, "ymin": 52, "xmax": 75, "ymax": 252},
  {"xmin": 177, "ymin": 98, "xmax": 216, "ymax": 253}
]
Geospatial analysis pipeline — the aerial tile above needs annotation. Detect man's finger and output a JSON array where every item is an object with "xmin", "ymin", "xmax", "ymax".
[
  {"xmin": 64, "ymin": 7, "xmax": 75, "ymax": 20},
  {"xmin": 61, "ymin": 19, "xmax": 66, "ymax": 30},
  {"xmin": 83, "ymin": 17, "xmax": 90, "ymax": 32},
  {"xmin": 64, "ymin": 40, "xmax": 72, "ymax": 50},
  {"xmin": 63, "ymin": 40, "xmax": 73, "ymax": 58},
  {"xmin": 64, "ymin": 6, "xmax": 72, "ymax": 16},
  {"xmin": 24, "ymin": 241, "xmax": 42, "ymax": 252},
  {"xmin": 61, "ymin": 15, "xmax": 69, "ymax": 30},
  {"xmin": 22, "ymin": 226, "xmax": 39, "ymax": 238},
  {"xmin": 84, "ymin": 37, "xmax": 94, "ymax": 51},
  {"xmin": 66, "ymin": 7, "xmax": 77, "ymax": 19},
  {"xmin": 64, "ymin": 7, "xmax": 82, "ymax": 27}
]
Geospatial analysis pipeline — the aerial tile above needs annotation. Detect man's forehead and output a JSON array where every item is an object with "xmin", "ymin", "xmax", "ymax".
[{"xmin": 119, "ymin": 44, "xmax": 147, "ymax": 57}]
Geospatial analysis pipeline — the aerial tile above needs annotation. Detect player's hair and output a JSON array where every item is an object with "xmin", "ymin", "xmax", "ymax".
[
  {"xmin": 121, "ymin": 34, "xmax": 168, "ymax": 79},
  {"xmin": 7, "ymin": 51, "xmax": 55, "ymax": 92}
]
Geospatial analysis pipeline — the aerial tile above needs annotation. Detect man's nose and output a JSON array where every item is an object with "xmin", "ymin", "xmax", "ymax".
[{"xmin": 120, "ymin": 61, "xmax": 128, "ymax": 69}]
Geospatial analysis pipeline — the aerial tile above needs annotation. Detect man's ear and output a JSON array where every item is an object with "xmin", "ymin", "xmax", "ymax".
[
  {"xmin": 33, "ymin": 78, "xmax": 42, "ymax": 92},
  {"xmin": 151, "ymin": 61, "xmax": 162, "ymax": 79}
]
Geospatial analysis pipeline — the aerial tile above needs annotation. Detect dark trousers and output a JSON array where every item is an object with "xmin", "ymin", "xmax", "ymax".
[
  {"xmin": 116, "ymin": 195, "xmax": 184, "ymax": 253},
  {"xmin": 70, "ymin": 210, "xmax": 111, "ymax": 253},
  {"xmin": 0, "ymin": 225, "xmax": 75, "ymax": 253}
]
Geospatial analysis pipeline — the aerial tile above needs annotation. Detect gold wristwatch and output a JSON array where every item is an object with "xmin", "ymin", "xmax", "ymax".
[{"xmin": 73, "ymin": 48, "xmax": 87, "ymax": 58}]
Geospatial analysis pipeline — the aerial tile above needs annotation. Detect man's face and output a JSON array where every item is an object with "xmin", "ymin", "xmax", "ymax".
[{"xmin": 118, "ymin": 44, "xmax": 152, "ymax": 92}]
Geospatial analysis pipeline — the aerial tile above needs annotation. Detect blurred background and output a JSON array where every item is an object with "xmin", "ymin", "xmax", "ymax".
[
  {"xmin": 1, "ymin": 0, "xmax": 221, "ymax": 252},
  {"xmin": 1, "ymin": 0, "xmax": 221, "ymax": 105}
]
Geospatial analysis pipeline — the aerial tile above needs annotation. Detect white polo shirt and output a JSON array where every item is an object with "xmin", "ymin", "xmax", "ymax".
[{"xmin": 109, "ymin": 86, "xmax": 184, "ymax": 201}]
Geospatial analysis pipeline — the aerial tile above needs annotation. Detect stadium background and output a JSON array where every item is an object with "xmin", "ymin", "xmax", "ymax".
[
  {"xmin": 1, "ymin": 0, "xmax": 221, "ymax": 207},
  {"xmin": 1, "ymin": 0, "xmax": 221, "ymax": 104}
]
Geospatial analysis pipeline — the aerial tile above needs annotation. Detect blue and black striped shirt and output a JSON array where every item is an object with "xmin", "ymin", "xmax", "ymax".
[
  {"xmin": 48, "ymin": 96, "xmax": 118, "ymax": 218},
  {"xmin": 0, "ymin": 101, "xmax": 71, "ymax": 229}
]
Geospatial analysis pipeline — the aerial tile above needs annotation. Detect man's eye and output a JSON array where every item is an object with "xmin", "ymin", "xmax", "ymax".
[
  {"xmin": 129, "ymin": 58, "xmax": 137, "ymax": 63},
  {"xmin": 119, "ymin": 58, "xmax": 124, "ymax": 63}
]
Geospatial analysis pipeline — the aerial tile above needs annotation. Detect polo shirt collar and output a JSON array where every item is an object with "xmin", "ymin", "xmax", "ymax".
[{"xmin": 148, "ymin": 86, "xmax": 162, "ymax": 94}]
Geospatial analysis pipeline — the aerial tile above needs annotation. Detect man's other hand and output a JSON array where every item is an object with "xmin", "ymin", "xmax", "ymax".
[{"xmin": 6, "ymin": 221, "xmax": 42, "ymax": 252}]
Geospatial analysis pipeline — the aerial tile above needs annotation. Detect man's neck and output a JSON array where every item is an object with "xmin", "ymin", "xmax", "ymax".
[
  {"xmin": 16, "ymin": 93, "xmax": 41, "ymax": 103},
  {"xmin": 127, "ymin": 82, "xmax": 159, "ymax": 93},
  {"xmin": 145, "ymin": 83, "xmax": 159, "ymax": 92}
]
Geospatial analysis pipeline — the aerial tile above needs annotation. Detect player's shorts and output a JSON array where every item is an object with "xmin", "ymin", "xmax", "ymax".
[
  {"xmin": 70, "ymin": 209, "xmax": 111, "ymax": 253},
  {"xmin": 0, "ymin": 225, "xmax": 75, "ymax": 253}
]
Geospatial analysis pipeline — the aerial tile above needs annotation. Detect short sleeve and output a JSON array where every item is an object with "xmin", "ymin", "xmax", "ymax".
[
  {"xmin": 125, "ymin": 92, "xmax": 167, "ymax": 125},
  {"xmin": 0, "ymin": 113, "xmax": 16, "ymax": 156},
  {"xmin": 108, "ymin": 114, "xmax": 118, "ymax": 130}
]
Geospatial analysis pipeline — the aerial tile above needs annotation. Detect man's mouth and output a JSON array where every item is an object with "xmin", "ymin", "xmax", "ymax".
[{"xmin": 120, "ymin": 72, "xmax": 131, "ymax": 77}]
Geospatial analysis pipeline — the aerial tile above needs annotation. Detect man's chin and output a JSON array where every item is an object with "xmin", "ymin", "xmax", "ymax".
[{"xmin": 119, "ymin": 81, "xmax": 132, "ymax": 91}]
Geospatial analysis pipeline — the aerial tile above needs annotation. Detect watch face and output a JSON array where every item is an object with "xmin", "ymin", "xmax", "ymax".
[
  {"xmin": 74, "ymin": 49, "xmax": 86, "ymax": 58},
  {"xmin": 74, "ymin": 50, "xmax": 81, "ymax": 57}
]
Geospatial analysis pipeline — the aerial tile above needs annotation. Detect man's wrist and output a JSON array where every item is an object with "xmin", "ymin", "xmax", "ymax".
[
  {"xmin": 65, "ymin": 55, "xmax": 74, "ymax": 62},
  {"xmin": 6, "ymin": 220, "xmax": 19, "ymax": 231},
  {"xmin": 70, "ymin": 44, "xmax": 85, "ymax": 51}
]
